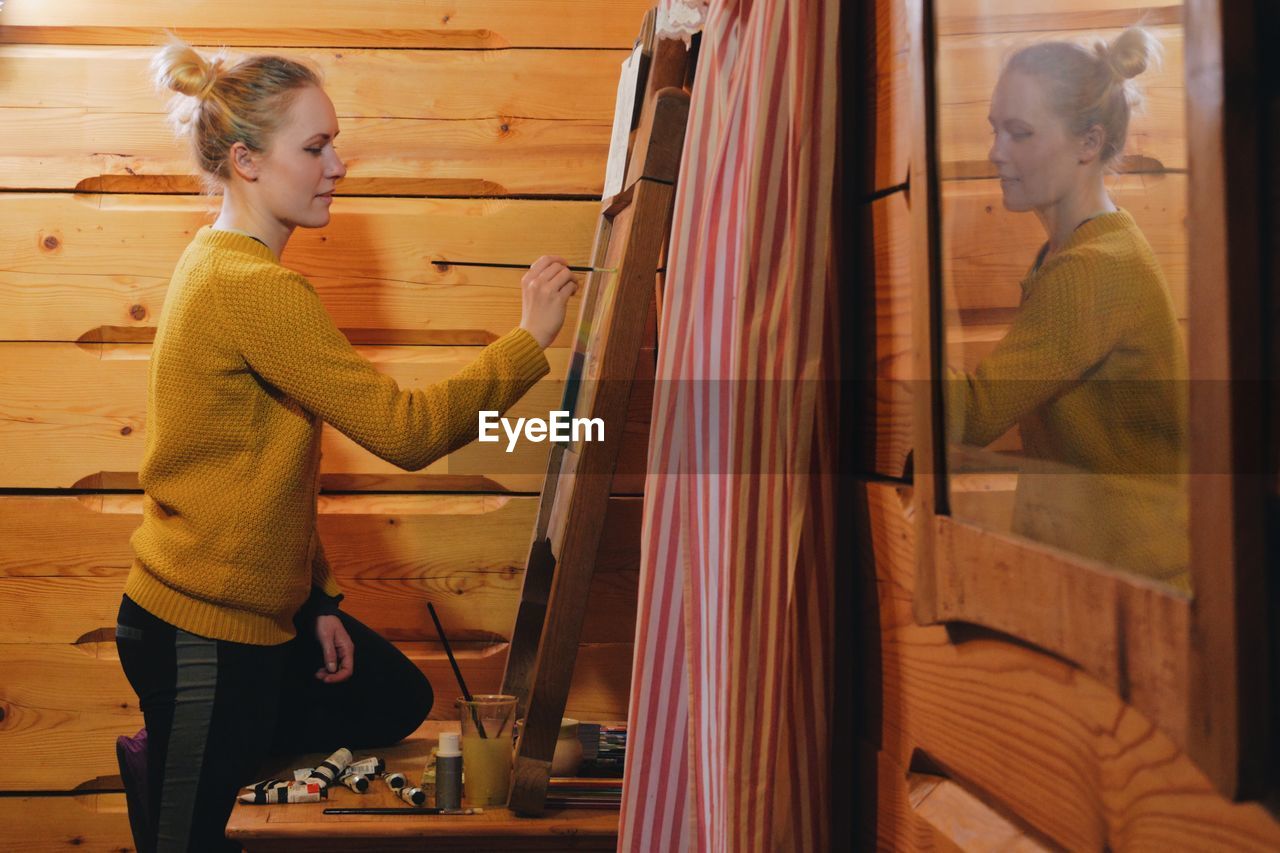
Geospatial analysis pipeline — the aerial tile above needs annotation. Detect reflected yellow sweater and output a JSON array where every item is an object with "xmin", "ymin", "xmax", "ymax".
[
  {"xmin": 126, "ymin": 226, "xmax": 549, "ymax": 644},
  {"xmin": 948, "ymin": 209, "xmax": 1189, "ymax": 583}
]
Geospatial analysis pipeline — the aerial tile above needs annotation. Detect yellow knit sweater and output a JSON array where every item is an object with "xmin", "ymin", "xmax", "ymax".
[
  {"xmin": 126, "ymin": 226, "xmax": 550, "ymax": 644},
  {"xmin": 947, "ymin": 209, "xmax": 1189, "ymax": 585}
]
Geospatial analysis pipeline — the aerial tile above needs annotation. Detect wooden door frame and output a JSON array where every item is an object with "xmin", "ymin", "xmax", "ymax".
[
  {"xmin": 908, "ymin": 0, "xmax": 1271, "ymax": 800},
  {"xmin": 1183, "ymin": 0, "xmax": 1270, "ymax": 801}
]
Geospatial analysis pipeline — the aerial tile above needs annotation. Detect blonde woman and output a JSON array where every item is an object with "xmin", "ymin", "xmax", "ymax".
[
  {"xmin": 114, "ymin": 41, "xmax": 576, "ymax": 850},
  {"xmin": 949, "ymin": 27, "xmax": 1189, "ymax": 586}
]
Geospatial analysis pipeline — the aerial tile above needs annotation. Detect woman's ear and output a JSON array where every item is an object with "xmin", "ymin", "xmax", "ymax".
[
  {"xmin": 228, "ymin": 141, "xmax": 260, "ymax": 182},
  {"xmin": 1078, "ymin": 124, "xmax": 1105, "ymax": 165}
]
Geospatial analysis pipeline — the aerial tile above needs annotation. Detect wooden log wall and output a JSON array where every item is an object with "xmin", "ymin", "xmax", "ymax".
[
  {"xmin": 0, "ymin": 1, "xmax": 650, "ymax": 847},
  {"xmin": 853, "ymin": 0, "xmax": 1280, "ymax": 848}
]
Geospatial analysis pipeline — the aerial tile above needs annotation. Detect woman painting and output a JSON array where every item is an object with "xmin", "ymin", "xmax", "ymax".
[
  {"xmin": 948, "ymin": 27, "xmax": 1189, "ymax": 587},
  {"xmin": 115, "ymin": 40, "xmax": 577, "ymax": 849}
]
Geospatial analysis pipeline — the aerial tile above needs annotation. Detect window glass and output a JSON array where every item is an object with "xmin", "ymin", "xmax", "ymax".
[{"xmin": 937, "ymin": 1, "xmax": 1190, "ymax": 591}]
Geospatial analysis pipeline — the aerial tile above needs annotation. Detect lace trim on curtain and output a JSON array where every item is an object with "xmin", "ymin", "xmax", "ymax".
[{"xmin": 658, "ymin": 0, "xmax": 708, "ymax": 45}]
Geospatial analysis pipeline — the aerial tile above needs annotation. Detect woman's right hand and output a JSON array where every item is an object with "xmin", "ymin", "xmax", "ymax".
[{"xmin": 519, "ymin": 255, "xmax": 578, "ymax": 348}]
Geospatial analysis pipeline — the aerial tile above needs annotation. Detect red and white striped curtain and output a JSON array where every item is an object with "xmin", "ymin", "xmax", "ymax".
[{"xmin": 619, "ymin": 0, "xmax": 840, "ymax": 850}]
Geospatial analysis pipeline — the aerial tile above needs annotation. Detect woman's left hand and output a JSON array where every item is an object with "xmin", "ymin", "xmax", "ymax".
[{"xmin": 314, "ymin": 614, "xmax": 355, "ymax": 683}]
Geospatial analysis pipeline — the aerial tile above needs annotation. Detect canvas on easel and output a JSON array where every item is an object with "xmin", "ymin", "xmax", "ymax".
[{"xmin": 498, "ymin": 10, "xmax": 692, "ymax": 816}]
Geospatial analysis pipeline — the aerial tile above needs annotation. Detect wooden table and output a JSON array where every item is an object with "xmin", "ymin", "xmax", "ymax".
[{"xmin": 225, "ymin": 722, "xmax": 618, "ymax": 852}]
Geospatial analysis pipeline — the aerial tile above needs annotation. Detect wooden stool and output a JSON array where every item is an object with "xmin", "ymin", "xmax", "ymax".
[{"xmin": 225, "ymin": 721, "xmax": 618, "ymax": 852}]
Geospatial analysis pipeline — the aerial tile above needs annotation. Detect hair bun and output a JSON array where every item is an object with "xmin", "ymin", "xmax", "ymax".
[
  {"xmin": 1100, "ymin": 26, "xmax": 1159, "ymax": 80},
  {"xmin": 150, "ymin": 38, "xmax": 227, "ymax": 100}
]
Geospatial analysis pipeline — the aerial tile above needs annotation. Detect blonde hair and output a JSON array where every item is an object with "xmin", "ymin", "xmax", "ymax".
[
  {"xmin": 151, "ymin": 36, "xmax": 322, "ymax": 193},
  {"xmin": 1004, "ymin": 26, "xmax": 1162, "ymax": 167}
]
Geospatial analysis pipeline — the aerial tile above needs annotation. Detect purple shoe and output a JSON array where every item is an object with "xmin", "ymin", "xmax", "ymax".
[{"xmin": 116, "ymin": 728, "xmax": 150, "ymax": 853}]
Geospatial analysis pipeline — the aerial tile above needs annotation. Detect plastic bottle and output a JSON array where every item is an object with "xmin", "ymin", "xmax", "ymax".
[{"xmin": 435, "ymin": 731, "xmax": 463, "ymax": 810}]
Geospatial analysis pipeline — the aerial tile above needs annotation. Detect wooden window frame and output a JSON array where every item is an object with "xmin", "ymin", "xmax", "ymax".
[{"xmin": 907, "ymin": 0, "xmax": 1270, "ymax": 800}]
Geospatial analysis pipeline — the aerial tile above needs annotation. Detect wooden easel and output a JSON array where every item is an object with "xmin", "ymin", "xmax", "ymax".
[{"xmin": 498, "ymin": 10, "xmax": 692, "ymax": 816}]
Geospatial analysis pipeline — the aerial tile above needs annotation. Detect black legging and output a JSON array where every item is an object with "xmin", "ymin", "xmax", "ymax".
[{"xmin": 115, "ymin": 594, "xmax": 433, "ymax": 852}]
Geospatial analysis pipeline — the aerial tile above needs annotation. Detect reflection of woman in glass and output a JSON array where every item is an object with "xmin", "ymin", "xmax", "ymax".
[{"xmin": 949, "ymin": 26, "xmax": 1189, "ymax": 588}]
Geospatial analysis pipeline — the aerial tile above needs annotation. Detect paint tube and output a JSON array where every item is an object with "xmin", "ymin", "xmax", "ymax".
[
  {"xmin": 237, "ymin": 781, "xmax": 327, "ymax": 805},
  {"xmin": 292, "ymin": 768, "xmax": 315, "ymax": 782},
  {"xmin": 304, "ymin": 747, "xmax": 353, "ymax": 788},
  {"xmin": 397, "ymin": 785, "xmax": 426, "ymax": 806},
  {"xmin": 344, "ymin": 756, "xmax": 385, "ymax": 777},
  {"xmin": 243, "ymin": 778, "xmax": 290, "ymax": 793},
  {"xmin": 384, "ymin": 772, "xmax": 407, "ymax": 791},
  {"xmin": 340, "ymin": 773, "xmax": 369, "ymax": 793},
  {"xmin": 283, "ymin": 782, "xmax": 327, "ymax": 803}
]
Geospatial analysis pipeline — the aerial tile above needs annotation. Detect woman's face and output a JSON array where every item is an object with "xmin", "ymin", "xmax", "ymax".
[
  {"xmin": 987, "ymin": 70, "xmax": 1088, "ymax": 213},
  {"xmin": 255, "ymin": 85, "xmax": 346, "ymax": 229}
]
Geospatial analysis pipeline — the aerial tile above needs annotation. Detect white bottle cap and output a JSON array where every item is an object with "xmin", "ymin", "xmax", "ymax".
[{"xmin": 438, "ymin": 731, "xmax": 461, "ymax": 757}]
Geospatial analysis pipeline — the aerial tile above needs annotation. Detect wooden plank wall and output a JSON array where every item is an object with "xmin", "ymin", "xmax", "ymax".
[
  {"xmin": 0, "ymin": 1, "xmax": 650, "ymax": 847},
  {"xmin": 854, "ymin": 0, "xmax": 1280, "ymax": 848}
]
